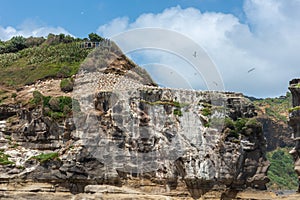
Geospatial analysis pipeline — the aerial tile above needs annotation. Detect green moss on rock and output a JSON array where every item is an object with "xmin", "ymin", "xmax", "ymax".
[{"xmin": 31, "ymin": 152, "xmax": 59, "ymax": 163}]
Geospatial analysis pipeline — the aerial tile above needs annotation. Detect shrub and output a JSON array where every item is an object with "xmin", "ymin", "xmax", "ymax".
[
  {"xmin": 88, "ymin": 33, "xmax": 104, "ymax": 42},
  {"xmin": 173, "ymin": 109, "xmax": 183, "ymax": 117},
  {"xmin": 201, "ymin": 107, "xmax": 212, "ymax": 116},
  {"xmin": 30, "ymin": 91, "xmax": 74, "ymax": 120},
  {"xmin": 2, "ymin": 36, "xmax": 27, "ymax": 53},
  {"xmin": 235, "ymin": 118, "xmax": 248, "ymax": 133},
  {"xmin": 60, "ymin": 78, "xmax": 74, "ymax": 92},
  {"xmin": 32, "ymin": 90, "xmax": 43, "ymax": 105},
  {"xmin": 224, "ymin": 117, "xmax": 235, "ymax": 130}
]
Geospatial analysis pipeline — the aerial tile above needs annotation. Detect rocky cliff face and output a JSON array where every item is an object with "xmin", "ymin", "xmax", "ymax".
[
  {"xmin": 288, "ymin": 78, "xmax": 300, "ymax": 192},
  {"xmin": 257, "ymin": 116, "xmax": 293, "ymax": 151},
  {"xmin": 0, "ymin": 85, "xmax": 269, "ymax": 199},
  {"xmin": 0, "ymin": 46, "xmax": 270, "ymax": 199}
]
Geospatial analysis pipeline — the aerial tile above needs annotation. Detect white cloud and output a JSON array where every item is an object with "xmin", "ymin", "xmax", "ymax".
[
  {"xmin": 0, "ymin": 21, "xmax": 72, "ymax": 41},
  {"xmin": 97, "ymin": 17, "xmax": 129, "ymax": 37},
  {"xmin": 98, "ymin": 1, "xmax": 300, "ymax": 98}
]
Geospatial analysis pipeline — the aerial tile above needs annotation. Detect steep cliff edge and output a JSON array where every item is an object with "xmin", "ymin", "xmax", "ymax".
[
  {"xmin": 0, "ymin": 88, "xmax": 269, "ymax": 198},
  {"xmin": 0, "ymin": 43, "xmax": 270, "ymax": 199},
  {"xmin": 288, "ymin": 78, "xmax": 300, "ymax": 192}
]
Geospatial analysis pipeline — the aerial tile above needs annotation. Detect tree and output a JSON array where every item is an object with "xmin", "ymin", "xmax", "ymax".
[
  {"xmin": 1, "ymin": 36, "xmax": 27, "ymax": 53},
  {"xmin": 88, "ymin": 33, "xmax": 104, "ymax": 42},
  {"xmin": 10, "ymin": 36, "xmax": 27, "ymax": 51},
  {"xmin": 63, "ymin": 35, "xmax": 75, "ymax": 43}
]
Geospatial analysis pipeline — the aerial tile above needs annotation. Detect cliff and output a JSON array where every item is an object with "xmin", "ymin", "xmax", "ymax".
[
  {"xmin": 288, "ymin": 78, "xmax": 300, "ymax": 192},
  {"xmin": 0, "ymin": 41, "xmax": 270, "ymax": 199},
  {"xmin": 253, "ymin": 95, "xmax": 293, "ymax": 152}
]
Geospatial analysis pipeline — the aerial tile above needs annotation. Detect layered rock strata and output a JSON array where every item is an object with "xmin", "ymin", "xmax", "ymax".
[
  {"xmin": 0, "ymin": 83, "xmax": 269, "ymax": 198},
  {"xmin": 0, "ymin": 46, "xmax": 270, "ymax": 198}
]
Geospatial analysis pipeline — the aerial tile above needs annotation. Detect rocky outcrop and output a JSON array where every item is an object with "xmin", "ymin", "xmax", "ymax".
[
  {"xmin": 0, "ymin": 46, "xmax": 270, "ymax": 198},
  {"xmin": 0, "ymin": 83, "xmax": 269, "ymax": 199},
  {"xmin": 258, "ymin": 116, "xmax": 293, "ymax": 151},
  {"xmin": 288, "ymin": 78, "xmax": 300, "ymax": 192},
  {"xmin": 0, "ymin": 104, "xmax": 19, "ymax": 120}
]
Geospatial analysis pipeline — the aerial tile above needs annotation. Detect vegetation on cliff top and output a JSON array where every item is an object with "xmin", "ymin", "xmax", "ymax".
[
  {"xmin": 252, "ymin": 93, "xmax": 291, "ymax": 122},
  {"xmin": 0, "ymin": 33, "xmax": 104, "ymax": 87}
]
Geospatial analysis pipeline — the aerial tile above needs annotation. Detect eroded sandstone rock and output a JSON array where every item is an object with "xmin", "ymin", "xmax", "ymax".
[{"xmin": 0, "ymin": 81, "xmax": 271, "ymax": 198}]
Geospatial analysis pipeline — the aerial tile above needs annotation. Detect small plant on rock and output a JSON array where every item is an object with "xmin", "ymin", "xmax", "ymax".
[
  {"xmin": 60, "ymin": 78, "xmax": 74, "ymax": 92},
  {"xmin": 31, "ymin": 152, "xmax": 59, "ymax": 163}
]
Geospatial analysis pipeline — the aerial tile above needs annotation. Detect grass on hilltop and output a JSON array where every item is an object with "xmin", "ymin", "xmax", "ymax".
[{"xmin": 0, "ymin": 42, "xmax": 92, "ymax": 87}]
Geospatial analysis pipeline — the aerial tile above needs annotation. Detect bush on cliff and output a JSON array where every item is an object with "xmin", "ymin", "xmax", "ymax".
[
  {"xmin": 30, "ymin": 91, "xmax": 75, "ymax": 120},
  {"xmin": 60, "ymin": 78, "xmax": 74, "ymax": 92}
]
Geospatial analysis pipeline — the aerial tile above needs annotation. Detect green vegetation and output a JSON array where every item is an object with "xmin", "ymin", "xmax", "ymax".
[
  {"xmin": 288, "ymin": 106, "xmax": 300, "ymax": 113},
  {"xmin": 88, "ymin": 33, "xmax": 104, "ymax": 42},
  {"xmin": 30, "ymin": 90, "xmax": 78, "ymax": 120},
  {"xmin": 0, "ymin": 34, "xmax": 94, "ymax": 87},
  {"xmin": 31, "ymin": 152, "xmax": 59, "ymax": 163},
  {"xmin": 0, "ymin": 36, "xmax": 27, "ymax": 53},
  {"xmin": 217, "ymin": 117, "xmax": 261, "ymax": 139},
  {"xmin": 173, "ymin": 109, "xmax": 183, "ymax": 116},
  {"xmin": 60, "ymin": 78, "xmax": 74, "ymax": 92},
  {"xmin": 253, "ymin": 93, "xmax": 291, "ymax": 122},
  {"xmin": 267, "ymin": 148, "xmax": 298, "ymax": 190},
  {"xmin": 0, "ymin": 150, "xmax": 14, "ymax": 165},
  {"xmin": 201, "ymin": 107, "xmax": 212, "ymax": 116}
]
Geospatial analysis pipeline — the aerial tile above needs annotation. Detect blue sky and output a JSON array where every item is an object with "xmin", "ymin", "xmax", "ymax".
[
  {"xmin": 1, "ymin": 0, "xmax": 300, "ymax": 98},
  {"xmin": 0, "ymin": 0, "xmax": 244, "ymax": 38}
]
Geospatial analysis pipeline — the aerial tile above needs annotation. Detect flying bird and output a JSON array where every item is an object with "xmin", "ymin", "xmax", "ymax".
[
  {"xmin": 193, "ymin": 51, "xmax": 197, "ymax": 57},
  {"xmin": 248, "ymin": 68, "xmax": 255, "ymax": 73}
]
